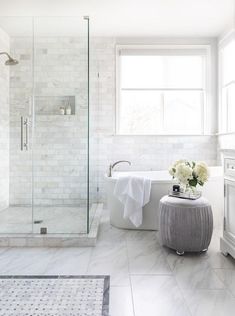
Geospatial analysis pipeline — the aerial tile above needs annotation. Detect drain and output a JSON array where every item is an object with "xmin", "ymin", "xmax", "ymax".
[{"xmin": 34, "ymin": 220, "xmax": 43, "ymax": 224}]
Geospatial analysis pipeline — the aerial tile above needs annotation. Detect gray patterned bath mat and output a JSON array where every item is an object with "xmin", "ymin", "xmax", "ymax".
[{"xmin": 0, "ymin": 275, "xmax": 110, "ymax": 316}]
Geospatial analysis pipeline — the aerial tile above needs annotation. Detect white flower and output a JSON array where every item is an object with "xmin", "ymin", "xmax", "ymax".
[
  {"xmin": 175, "ymin": 163, "xmax": 193, "ymax": 185},
  {"xmin": 168, "ymin": 160, "xmax": 187, "ymax": 177},
  {"xmin": 194, "ymin": 162, "xmax": 209, "ymax": 184}
]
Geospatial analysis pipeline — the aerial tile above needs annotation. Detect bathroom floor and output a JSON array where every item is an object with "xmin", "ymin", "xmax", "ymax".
[
  {"xmin": 0, "ymin": 204, "xmax": 97, "ymax": 234},
  {"xmin": 0, "ymin": 209, "xmax": 234, "ymax": 316}
]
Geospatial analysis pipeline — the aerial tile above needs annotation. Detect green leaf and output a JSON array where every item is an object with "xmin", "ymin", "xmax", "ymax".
[{"xmin": 189, "ymin": 178, "xmax": 197, "ymax": 187}]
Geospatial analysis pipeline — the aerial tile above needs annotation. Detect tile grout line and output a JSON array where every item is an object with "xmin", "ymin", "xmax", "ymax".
[
  {"xmin": 125, "ymin": 235, "xmax": 136, "ymax": 316},
  {"xmin": 213, "ymin": 267, "xmax": 235, "ymax": 298}
]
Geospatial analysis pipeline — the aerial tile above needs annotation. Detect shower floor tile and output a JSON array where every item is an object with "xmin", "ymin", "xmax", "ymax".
[{"xmin": 0, "ymin": 205, "xmax": 97, "ymax": 234}]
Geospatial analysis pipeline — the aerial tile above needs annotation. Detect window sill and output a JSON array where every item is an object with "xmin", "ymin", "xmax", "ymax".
[
  {"xmin": 114, "ymin": 133, "xmax": 216, "ymax": 137},
  {"xmin": 216, "ymin": 132, "xmax": 235, "ymax": 136}
]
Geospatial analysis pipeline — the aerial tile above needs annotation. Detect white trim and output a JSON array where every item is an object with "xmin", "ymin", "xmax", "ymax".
[
  {"xmin": 218, "ymin": 29, "xmax": 235, "ymax": 48},
  {"xmin": 121, "ymin": 88, "xmax": 204, "ymax": 91},
  {"xmin": 218, "ymin": 31, "xmax": 235, "ymax": 134},
  {"xmin": 116, "ymin": 44, "xmax": 211, "ymax": 136}
]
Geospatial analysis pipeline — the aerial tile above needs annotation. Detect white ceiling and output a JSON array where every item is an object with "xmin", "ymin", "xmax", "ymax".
[{"xmin": 0, "ymin": 0, "xmax": 234, "ymax": 37}]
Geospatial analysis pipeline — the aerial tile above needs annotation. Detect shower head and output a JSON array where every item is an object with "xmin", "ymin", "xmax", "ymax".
[
  {"xmin": 0, "ymin": 52, "xmax": 19, "ymax": 66},
  {"xmin": 5, "ymin": 57, "xmax": 19, "ymax": 66}
]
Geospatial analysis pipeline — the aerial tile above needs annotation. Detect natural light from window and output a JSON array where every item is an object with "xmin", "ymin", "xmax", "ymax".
[{"xmin": 117, "ymin": 48, "xmax": 207, "ymax": 135}]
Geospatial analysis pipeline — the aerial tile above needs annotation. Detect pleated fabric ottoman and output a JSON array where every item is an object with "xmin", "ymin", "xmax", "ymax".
[{"xmin": 159, "ymin": 195, "xmax": 213, "ymax": 255}]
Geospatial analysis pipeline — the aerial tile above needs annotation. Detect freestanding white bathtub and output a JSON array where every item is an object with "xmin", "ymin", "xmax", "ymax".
[{"xmin": 105, "ymin": 167, "xmax": 223, "ymax": 230}]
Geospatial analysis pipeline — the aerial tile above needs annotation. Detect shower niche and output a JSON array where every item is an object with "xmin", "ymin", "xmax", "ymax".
[{"xmin": 35, "ymin": 96, "xmax": 76, "ymax": 115}]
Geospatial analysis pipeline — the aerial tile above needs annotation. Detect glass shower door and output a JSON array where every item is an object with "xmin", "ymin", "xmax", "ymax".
[
  {"xmin": 32, "ymin": 17, "xmax": 89, "ymax": 234},
  {"xmin": 0, "ymin": 17, "xmax": 34, "ymax": 234}
]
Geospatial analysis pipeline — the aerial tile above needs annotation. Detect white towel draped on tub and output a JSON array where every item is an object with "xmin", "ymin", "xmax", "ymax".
[{"xmin": 113, "ymin": 176, "xmax": 151, "ymax": 227}]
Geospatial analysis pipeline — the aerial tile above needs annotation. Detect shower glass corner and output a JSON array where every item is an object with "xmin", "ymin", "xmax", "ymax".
[{"xmin": 0, "ymin": 17, "xmax": 95, "ymax": 235}]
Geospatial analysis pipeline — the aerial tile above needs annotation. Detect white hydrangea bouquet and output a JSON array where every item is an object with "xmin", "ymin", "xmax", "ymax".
[{"xmin": 169, "ymin": 160, "xmax": 210, "ymax": 192}]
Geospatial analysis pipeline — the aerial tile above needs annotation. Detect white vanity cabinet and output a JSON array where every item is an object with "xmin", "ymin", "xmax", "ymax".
[{"xmin": 221, "ymin": 152, "xmax": 235, "ymax": 258}]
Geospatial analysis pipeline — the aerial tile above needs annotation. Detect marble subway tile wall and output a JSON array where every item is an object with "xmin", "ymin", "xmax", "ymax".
[
  {"xmin": 9, "ymin": 37, "xmax": 92, "ymax": 207},
  {"xmin": 0, "ymin": 28, "xmax": 10, "ymax": 211},
  {"xmin": 89, "ymin": 38, "xmax": 218, "ymax": 202}
]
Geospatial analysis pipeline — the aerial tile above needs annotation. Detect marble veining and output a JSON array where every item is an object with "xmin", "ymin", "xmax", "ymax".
[{"xmin": 0, "ymin": 209, "xmax": 234, "ymax": 316}]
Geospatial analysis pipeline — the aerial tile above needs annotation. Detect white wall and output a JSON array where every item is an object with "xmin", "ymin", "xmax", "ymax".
[
  {"xmin": 7, "ymin": 36, "xmax": 219, "ymax": 205},
  {"xmin": 92, "ymin": 37, "xmax": 218, "ymax": 201},
  {"xmin": 0, "ymin": 28, "xmax": 10, "ymax": 210}
]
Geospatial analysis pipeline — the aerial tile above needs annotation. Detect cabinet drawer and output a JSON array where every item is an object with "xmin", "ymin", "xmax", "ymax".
[{"xmin": 224, "ymin": 158, "xmax": 235, "ymax": 177}]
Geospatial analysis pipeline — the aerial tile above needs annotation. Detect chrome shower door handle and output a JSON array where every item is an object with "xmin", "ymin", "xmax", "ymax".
[
  {"xmin": 20, "ymin": 116, "xmax": 24, "ymax": 151},
  {"xmin": 24, "ymin": 117, "xmax": 29, "ymax": 151},
  {"xmin": 20, "ymin": 116, "xmax": 29, "ymax": 151}
]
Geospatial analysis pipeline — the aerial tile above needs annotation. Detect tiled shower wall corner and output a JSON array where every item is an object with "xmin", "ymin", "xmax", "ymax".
[
  {"xmin": 0, "ymin": 28, "xmax": 9, "ymax": 211},
  {"xmin": 8, "ymin": 36, "xmax": 218, "ymax": 206}
]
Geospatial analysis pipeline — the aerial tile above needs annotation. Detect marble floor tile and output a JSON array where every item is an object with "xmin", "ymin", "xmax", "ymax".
[
  {"xmin": 43, "ymin": 247, "xmax": 92, "ymax": 275},
  {"xmin": 96, "ymin": 222, "xmax": 127, "ymax": 247},
  {"xmin": 131, "ymin": 275, "xmax": 191, "ymax": 316},
  {"xmin": 87, "ymin": 243, "xmax": 129, "ymax": 286},
  {"xmin": 110, "ymin": 286, "xmax": 134, "ymax": 316},
  {"xmin": 214, "ymin": 268, "xmax": 235, "ymax": 297},
  {"xmin": 127, "ymin": 239, "xmax": 172, "ymax": 275},
  {"xmin": 182, "ymin": 289, "xmax": 235, "ymax": 316},
  {"xmin": 0, "ymin": 248, "xmax": 56, "ymax": 275},
  {"xmin": 171, "ymin": 255, "xmax": 225, "ymax": 290},
  {"xmin": 125, "ymin": 230, "xmax": 157, "ymax": 244},
  {"xmin": 204, "ymin": 235, "xmax": 235, "ymax": 269}
]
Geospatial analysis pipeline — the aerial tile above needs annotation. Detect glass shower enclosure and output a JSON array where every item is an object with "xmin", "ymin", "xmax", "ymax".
[{"xmin": 0, "ymin": 17, "xmax": 97, "ymax": 235}]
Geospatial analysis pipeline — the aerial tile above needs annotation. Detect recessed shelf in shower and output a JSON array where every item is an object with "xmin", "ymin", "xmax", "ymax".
[{"xmin": 35, "ymin": 96, "xmax": 76, "ymax": 115}]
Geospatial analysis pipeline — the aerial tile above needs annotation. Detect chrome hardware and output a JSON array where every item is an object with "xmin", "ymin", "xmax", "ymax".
[
  {"xmin": 108, "ymin": 160, "xmax": 131, "ymax": 177},
  {"xmin": 20, "ymin": 116, "xmax": 29, "ymax": 151}
]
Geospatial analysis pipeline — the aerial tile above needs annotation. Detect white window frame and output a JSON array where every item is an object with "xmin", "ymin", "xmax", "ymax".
[
  {"xmin": 116, "ymin": 44, "xmax": 212, "ymax": 136},
  {"xmin": 218, "ymin": 30, "xmax": 235, "ymax": 134}
]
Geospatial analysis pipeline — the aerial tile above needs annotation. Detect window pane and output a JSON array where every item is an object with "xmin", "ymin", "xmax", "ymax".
[
  {"xmin": 166, "ymin": 56, "xmax": 203, "ymax": 89},
  {"xmin": 121, "ymin": 55, "xmax": 203, "ymax": 89},
  {"xmin": 118, "ymin": 90, "xmax": 162, "ymax": 134},
  {"xmin": 121, "ymin": 56, "xmax": 164, "ymax": 88},
  {"xmin": 222, "ymin": 40, "xmax": 235, "ymax": 85},
  {"xmin": 163, "ymin": 91, "xmax": 202, "ymax": 134},
  {"xmin": 227, "ymin": 83, "xmax": 235, "ymax": 132}
]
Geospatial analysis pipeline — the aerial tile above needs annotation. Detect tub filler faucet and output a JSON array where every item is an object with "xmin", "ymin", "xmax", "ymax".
[{"xmin": 108, "ymin": 160, "xmax": 131, "ymax": 177}]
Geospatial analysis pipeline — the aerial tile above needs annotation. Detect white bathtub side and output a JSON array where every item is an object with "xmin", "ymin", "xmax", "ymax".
[
  {"xmin": 105, "ymin": 167, "xmax": 223, "ymax": 231},
  {"xmin": 106, "ymin": 178, "xmax": 172, "ymax": 230}
]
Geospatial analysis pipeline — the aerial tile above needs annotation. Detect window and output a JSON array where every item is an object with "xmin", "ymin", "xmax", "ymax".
[
  {"xmin": 219, "ymin": 36, "xmax": 235, "ymax": 133},
  {"xmin": 116, "ymin": 46, "xmax": 209, "ymax": 135}
]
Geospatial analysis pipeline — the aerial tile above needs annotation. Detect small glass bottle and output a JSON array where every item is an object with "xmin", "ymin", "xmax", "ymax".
[
  {"xmin": 65, "ymin": 103, "xmax": 72, "ymax": 115},
  {"xmin": 60, "ymin": 107, "xmax": 65, "ymax": 115}
]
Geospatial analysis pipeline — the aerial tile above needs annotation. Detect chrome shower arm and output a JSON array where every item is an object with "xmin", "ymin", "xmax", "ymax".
[{"xmin": 0, "ymin": 52, "xmax": 11, "ymax": 59}]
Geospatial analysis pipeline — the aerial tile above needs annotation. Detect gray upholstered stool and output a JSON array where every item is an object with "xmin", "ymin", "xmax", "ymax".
[{"xmin": 159, "ymin": 195, "xmax": 213, "ymax": 255}]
